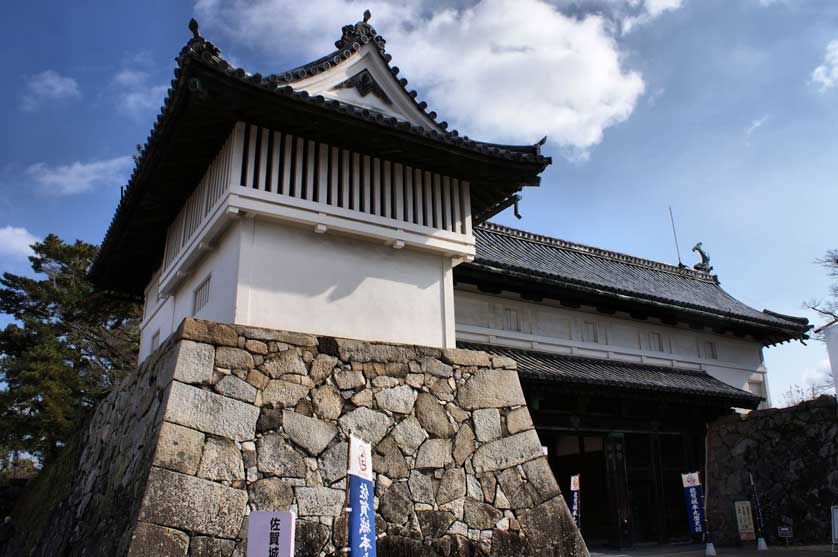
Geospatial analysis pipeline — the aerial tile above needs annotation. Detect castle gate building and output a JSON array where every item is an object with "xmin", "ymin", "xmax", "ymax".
[
  {"xmin": 87, "ymin": 14, "xmax": 810, "ymax": 552},
  {"xmin": 453, "ymin": 223, "xmax": 809, "ymax": 545}
]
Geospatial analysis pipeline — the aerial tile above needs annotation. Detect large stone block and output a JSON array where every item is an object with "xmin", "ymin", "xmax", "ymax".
[
  {"xmin": 373, "ymin": 436, "xmax": 409, "ymax": 479},
  {"xmin": 518, "ymin": 495, "xmax": 584, "ymax": 553},
  {"xmin": 318, "ymin": 442, "xmax": 348, "ymax": 485},
  {"xmin": 457, "ymin": 370, "xmax": 526, "ymax": 409},
  {"xmin": 262, "ymin": 380, "xmax": 310, "ymax": 408},
  {"xmin": 338, "ymin": 407, "xmax": 392, "ymax": 446},
  {"xmin": 170, "ymin": 340, "xmax": 215, "ymax": 385},
  {"xmin": 188, "ymin": 537, "xmax": 236, "ymax": 556},
  {"xmin": 214, "ymin": 375, "xmax": 257, "ymax": 404},
  {"xmin": 472, "ymin": 430, "xmax": 543, "ymax": 473},
  {"xmin": 153, "ymin": 421, "xmax": 205, "ymax": 475},
  {"xmin": 379, "ymin": 481, "xmax": 413, "ymax": 524},
  {"xmin": 420, "ymin": 357, "xmax": 453, "ymax": 378},
  {"xmin": 506, "ymin": 406, "xmax": 534, "ymax": 434},
  {"xmin": 375, "ymin": 385, "xmax": 417, "ymax": 414},
  {"xmin": 452, "ymin": 423, "xmax": 476, "ymax": 466},
  {"xmin": 415, "ymin": 439, "xmax": 453, "ymax": 469},
  {"xmin": 416, "ymin": 510, "xmax": 455, "ymax": 539},
  {"xmin": 333, "ymin": 368, "xmax": 366, "ymax": 390},
  {"xmin": 437, "ymin": 468, "xmax": 466, "ymax": 505},
  {"xmin": 197, "ymin": 436, "xmax": 245, "ymax": 481},
  {"xmin": 332, "ymin": 338, "xmax": 417, "ymax": 363},
  {"xmin": 414, "ymin": 392, "xmax": 453, "ymax": 438},
  {"xmin": 282, "ymin": 411, "xmax": 337, "ymax": 456},
  {"xmin": 463, "ymin": 497, "xmax": 502, "ymax": 530},
  {"xmin": 179, "ymin": 319, "xmax": 238, "ymax": 347},
  {"xmin": 522, "ymin": 457, "xmax": 560, "ymax": 503},
  {"xmin": 390, "ymin": 416, "xmax": 427, "ymax": 455},
  {"xmin": 234, "ymin": 324, "xmax": 317, "ymax": 346},
  {"xmin": 127, "ymin": 521, "xmax": 189, "ymax": 557},
  {"xmin": 296, "ymin": 487, "xmax": 344, "ymax": 516},
  {"xmin": 312, "ymin": 384, "xmax": 343, "ymax": 420},
  {"xmin": 473, "ymin": 408, "xmax": 501, "ymax": 442},
  {"xmin": 309, "ymin": 354, "xmax": 338, "ymax": 384},
  {"xmin": 165, "ymin": 381, "xmax": 259, "ymax": 442},
  {"xmin": 249, "ymin": 478, "xmax": 294, "ymax": 511},
  {"xmin": 408, "ymin": 470, "xmax": 434, "ymax": 504},
  {"xmin": 138, "ymin": 467, "xmax": 247, "ymax": 538},
  {"xmin": 262, "ymin": 350, "xmax": 307, "ymax": 377},
  {"xmin": 215, "ymin": 347, "xmax": 254, "ymax": 370},
  {"xmin": 441, "ymin": 348, "xmax": 491, "ymax": 367},
  {"xmin": 257, "ymin": 433, "xmax": 307, "ymax": 477}
]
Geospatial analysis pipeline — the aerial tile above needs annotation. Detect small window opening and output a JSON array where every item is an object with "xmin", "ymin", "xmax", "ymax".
[{"xmin": 193, "ymin": 275, "xmax": 211, "ymax": 315}]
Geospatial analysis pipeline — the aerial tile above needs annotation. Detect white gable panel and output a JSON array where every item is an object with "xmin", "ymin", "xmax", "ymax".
[{"xmin": 289, "ymin": 44, "xmax": 436, "ymax": 130}]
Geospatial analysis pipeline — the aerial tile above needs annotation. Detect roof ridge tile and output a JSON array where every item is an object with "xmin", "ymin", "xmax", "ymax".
[{"xmin": 478, "ymin": 221, "xmax": 718, "ymax": 282}]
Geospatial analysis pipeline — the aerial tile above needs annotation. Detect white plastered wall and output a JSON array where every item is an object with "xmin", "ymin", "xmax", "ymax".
[
  {"xmin": 454, "ymin": 288, "xmax": 772, "ymax": 406},
  {"xmin": 139, "ymin": 218, "xmax": 456, "ymax": 359},
  {"xmin": 138, "ymin": 224, "xmax": 243, "ymax": 361},
  {"xmin": 235, "ymin": 218, "xmax": 455, "ymax": 347}
]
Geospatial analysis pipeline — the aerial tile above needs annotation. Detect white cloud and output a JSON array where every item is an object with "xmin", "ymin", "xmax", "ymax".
[
  {"xmin": 811, "ymin": 40, "xmax": 838, "ymax": 92},
  {"xmin": 26, "ymin": 156, "xmax": 133, "ymax": 196},
  {"xmin": 194, "ymin": 0, "xmax": 646, "ymax": 153},
  {"xmin": 0, "ymin": 226, "xmax": 38, "ymax": 258},
  {"xmin": 622, "ymin": 0, "xmax": 683, "ymax": 33},
  {"xmin": 112, "ymin": 64, "xmax": 167, "ymax": 118},
  {"xmin": 744, "ymin": 114, "xmax": 769, "ymax": 141},
  {"xmin": 20, "ymin": 70, "xmax": 82, "ymax": 111}
]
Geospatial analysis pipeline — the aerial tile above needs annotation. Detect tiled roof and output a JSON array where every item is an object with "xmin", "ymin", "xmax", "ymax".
[
  {"xmin": 178, "ymin": 18, "xmax": 547, "ymax": 164},
  {"xmin": 88, "ymin": 18, "xmax": 552, "ymax": 293},
  {"xmin": 469, "ymin": 222, "xmax": 809, "ymax": 334},
  {"xmin": 459, "ymin": 343, "xmax": 762, "ymax": 408}
]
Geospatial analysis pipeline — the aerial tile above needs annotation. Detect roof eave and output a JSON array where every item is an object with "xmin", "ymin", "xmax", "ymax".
[{"xmin": 455, "ymin": 261, "xmax": 811, "ymax": 344}]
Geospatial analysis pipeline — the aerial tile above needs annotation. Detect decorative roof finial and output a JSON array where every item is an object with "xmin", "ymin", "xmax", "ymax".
[
  {"xmin": 188, "ymin": 18, "xmax": 201, "ymax": 40},
  {"xmin": 691, "ymin": 242, "xmax": 713, "ymax": 273},
  {"xmin": 363, "ymin": 9, "xmax": 372, "ymax": 23}
]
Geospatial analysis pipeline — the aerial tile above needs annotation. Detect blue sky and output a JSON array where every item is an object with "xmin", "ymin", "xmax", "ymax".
[{"xmin": 0, "ymin": 0, "xmax": 835, "ymax": 404}]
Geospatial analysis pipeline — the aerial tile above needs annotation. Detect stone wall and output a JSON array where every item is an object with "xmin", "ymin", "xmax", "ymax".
[
  {"xmin": 5, "ymin": 332, "xmax": 179, "ymax": 556},
  {"xmin": 10, "ymin": 319, "xmax": 587, "ymax": 556},
  {"xmin": 706, "ymin": 395, "xmax": 838, "ymax": 546}
]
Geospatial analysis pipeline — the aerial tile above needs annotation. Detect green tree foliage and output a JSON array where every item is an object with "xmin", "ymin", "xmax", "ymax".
[{"xmin": 0, "ymin": 235, "xmax": 141, "ymax": 464}]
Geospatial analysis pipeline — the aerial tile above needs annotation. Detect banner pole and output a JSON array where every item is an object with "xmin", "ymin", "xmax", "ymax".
[
  {"xmin": 749, "ymin": 471, "xmax": 768, "ymax": 551},
  {"xmin": 704, "ymin": 426, "xmax": 716, "ymax": 556}
]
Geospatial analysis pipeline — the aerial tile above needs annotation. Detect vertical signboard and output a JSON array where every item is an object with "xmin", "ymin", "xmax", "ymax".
[
  {"xmin": 681, "ymin": 472, "xmax": 705, "ymax": 535},
  {"xmin": 735, "ymin": 501, "xmax": 756, "ymax": 541},
  {"xmin": 246, "ymin": 511, "xmax": 295, "ymax": 557},
  {"xmin": 569, "ymin": 474, "xmax": 581, "ymax": 528},
  {"xmin": 348, "ymin": 434, "xmax": 376, "ymax": 557},
  {"xmin": 831, "ymin": 505, "xmax": 837, "ymax": 552}
]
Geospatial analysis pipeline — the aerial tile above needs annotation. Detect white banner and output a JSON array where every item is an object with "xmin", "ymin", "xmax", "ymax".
[
  {"xmin": 348, "ymin": 434, "xmax": 373, "ymax": 481},
  {"xmin": 681, "ymin": 472, "xmax": 701, "ymax": 488}
]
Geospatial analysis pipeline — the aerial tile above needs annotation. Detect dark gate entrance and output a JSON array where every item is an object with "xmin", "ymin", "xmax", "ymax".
[{"xmin": 527, "ymin": 386, "xmax": 735, "ymax": 548}]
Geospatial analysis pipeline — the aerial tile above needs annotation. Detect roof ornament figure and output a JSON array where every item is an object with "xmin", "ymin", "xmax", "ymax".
[
  {"xmin": 691, "ymin": 242, "xmax": 713, "ymax": 273},
  {"xmin": 337, "ymin": 10, "xmax": 386, "ymax": 54},
  {"xmin": 188, "ymin": 18, "xmax": 201, "ymax": 40}
]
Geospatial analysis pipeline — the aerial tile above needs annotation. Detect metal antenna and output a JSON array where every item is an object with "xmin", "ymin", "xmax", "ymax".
[{"xmin": 669, "ymin": 206, "xmax": 683, "ymax": 266}]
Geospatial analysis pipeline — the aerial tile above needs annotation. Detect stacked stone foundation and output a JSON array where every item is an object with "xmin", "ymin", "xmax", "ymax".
[
  {"xmin": 706, "ymin": 395, "xmax": 838, "ymax": 546},
  {"xmin": 10, "ymin": 319, "xmax": 587, "ymax": 556}
]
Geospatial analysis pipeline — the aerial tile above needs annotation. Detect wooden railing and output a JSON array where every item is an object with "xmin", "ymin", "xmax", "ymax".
[
  {"xmin": 163, "ymin": 131, "xmax": 236, "ymax": 271},
  {"xmin": 236, "ymin": 123, "xmax": 472, "ymax": 235},
  {"xmin": 161, "ymin": 122, "xmax": 474, "ymax": 278}
]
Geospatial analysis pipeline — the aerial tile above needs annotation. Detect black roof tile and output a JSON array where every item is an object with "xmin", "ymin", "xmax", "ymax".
[
  {"xmin": 459, "ymin": 342, "xmax": 762, "ymax": 409},
  {"xmin": 469, "ymin": 222, "xmax": 809, "ymax": 335}
]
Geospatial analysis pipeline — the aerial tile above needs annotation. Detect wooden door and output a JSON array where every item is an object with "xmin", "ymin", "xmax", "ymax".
[{"xmin": 605, "ymin": 433, "xmax": 632, "ymax": 548}]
